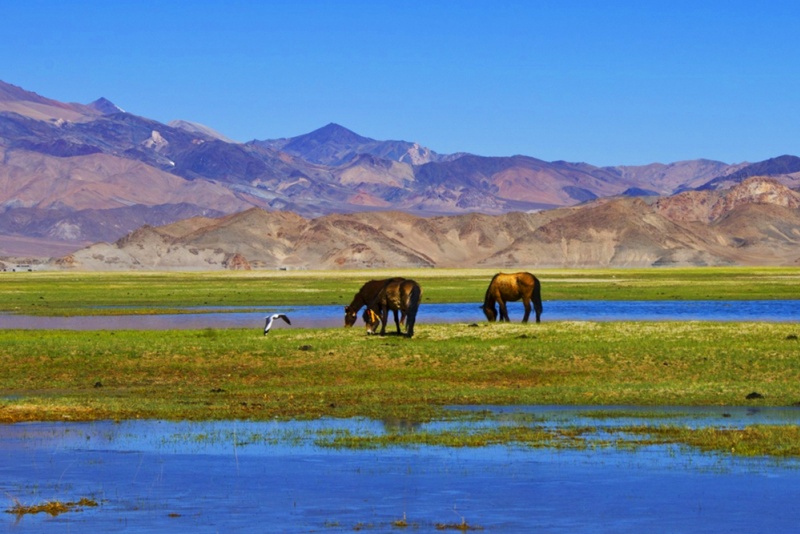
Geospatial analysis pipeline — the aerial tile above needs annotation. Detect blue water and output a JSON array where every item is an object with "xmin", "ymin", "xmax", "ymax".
[
  {"xmin": 1, "ymin": 300, "xmax": 798, "ymax": 330},
  {"xmin": 3, "ymin": 408, "xmax": 800, "ymax": 533},
  {"xmin": 3, "ymin": 300, "xmax": 800, "ymax": 532}
]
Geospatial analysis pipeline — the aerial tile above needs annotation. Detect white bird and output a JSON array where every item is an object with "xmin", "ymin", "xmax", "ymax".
[{"xmin": 263, "ymin": 314, "xmax": 291, "ymax": 335}]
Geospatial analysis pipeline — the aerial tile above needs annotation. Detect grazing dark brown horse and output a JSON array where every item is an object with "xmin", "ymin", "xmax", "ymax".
[
  {"xmin": 365, "ymin": 278, "xmax": 422, "ymax": 337},
  {"xmin": 482, "ymin": 272, "xmax": 542, "ymax": 323},
  {"xmin": 344, "ymin": 278, "xmax": 406, "ymax": 327}
]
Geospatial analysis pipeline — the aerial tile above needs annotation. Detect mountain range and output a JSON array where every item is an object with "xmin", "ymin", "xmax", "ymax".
[
  {"xmin": 1, "ymin": 79, "xmax": 799, "ymax": 268},
  {"xmin": 49, "ymin": 176, "xmax": 800, "ymax": 270}
]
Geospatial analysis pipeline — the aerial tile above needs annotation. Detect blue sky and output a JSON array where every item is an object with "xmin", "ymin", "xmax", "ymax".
[{"xmin": 3, "ymin": 1, "xmax": 799, "ymax": 166}]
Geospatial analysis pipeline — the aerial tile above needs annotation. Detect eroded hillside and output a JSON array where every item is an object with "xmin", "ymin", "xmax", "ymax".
[{"xmin": 59, "ymin": 177, "xmax": 800, "ymax": 270}]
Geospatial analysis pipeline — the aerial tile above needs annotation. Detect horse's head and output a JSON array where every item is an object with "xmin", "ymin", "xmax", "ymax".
[
  {"xmin": 363, "ymin": 308, "xmax": 381, "ymax": 335},
  {"xmin": 344, "ymin": 306, "xmax": 359, "ymax": 327},
  {"xmin": 482, "ymin": 304, "xmax": 498, "ymax": 322}
]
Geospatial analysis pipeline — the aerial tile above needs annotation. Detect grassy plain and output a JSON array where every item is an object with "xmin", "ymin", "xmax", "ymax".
[
  {"xmin": 3, "ymin": 319, "xmax": 800, "ymax": 420},
  {"xmin": 2, "ymin": 266, "xmax": 800, "ymax": 316},
  {"xmin": 2, "ymin": 267, "xmax": 800, "ymax": 457}
]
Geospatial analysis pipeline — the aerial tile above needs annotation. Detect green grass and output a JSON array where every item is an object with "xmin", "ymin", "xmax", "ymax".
[
  {"xmin": 2, "ymin": 321, "xmax": 799, "ymax": 424},
  {"xmin": 314, "ymin": 421, "xmax": 800, "ymax": 459},
  {"xmin": 316, "ymin": 424, "xmax": 598, "ymax": 450},
  {"xmin": 2, "ymin": 266, "xmax": 800, "ymax": 316},
  {"xmin": 617, "ymin": 424, "xmax": 800, "ymax": 457},
  {"xmin": 2, "ymin": 267, "xmax": 800, "ymax": 457}
]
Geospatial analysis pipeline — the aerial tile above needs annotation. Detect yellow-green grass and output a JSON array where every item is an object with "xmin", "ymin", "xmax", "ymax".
[
  {"xmin": 2, "ymin": 321, "xmax": 799, "ymax": 424},
  {"xmin": 617, "ymin": 424, "xmax": 800, "ymax": 457},
  {"xmin": 2, "ymin": 267, "xmax": 800, "ymax": 457},
  {"xmin": 316, "ymin": 423, "xmax": 800, "ymax": 459},
  {"xmin": 2, "ymin": 266, "xmax": 800, "ymax": 316}
]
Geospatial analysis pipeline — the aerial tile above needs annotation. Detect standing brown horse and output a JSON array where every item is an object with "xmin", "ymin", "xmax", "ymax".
[
  {"xmin": 344, "ymin": 278, "xmax": 406, "ymax": 327},
  {"xmin": 482, "ymin": 272, "xmax": 542, "ymax": 323},
  {"xmin": 364, "ymin": 278, "xmax": 422, "ymax": 337}
]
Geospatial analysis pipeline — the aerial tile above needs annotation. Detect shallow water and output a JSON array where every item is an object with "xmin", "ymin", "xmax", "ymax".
[
  {"xmin": 3, "ymin": 304, "xmax": 799, "ymax": 531},
  {"xmin": 2, "ymin": 407, "xmax": 800, "ymax": 532},
  {"xmin": 2, "ymin": 299, "xmax": 799, "ymax": 330}
]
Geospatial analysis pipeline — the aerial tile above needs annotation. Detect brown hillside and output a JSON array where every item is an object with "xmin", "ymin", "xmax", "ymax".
[
  {"xmin": 59, "ymin": 177, "xmax": 800, "ymax": 270},
  {"xmin": 0, "ymin": 149, "xmax": 249, "ymax": 212},
  {"xmin": 656, "ymin": 176, "xmax": 800, "ymax": 225},
  {"xmin": 710, "ymin": 203, "xmax": 800, "ymax": 265}
]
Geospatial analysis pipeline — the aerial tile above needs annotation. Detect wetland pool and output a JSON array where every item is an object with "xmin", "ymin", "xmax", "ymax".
[
  {"xmin": 2, "ymin": 299, "xmax": 799, "ymax": 330},
  {"xmin": 3, "ymin": 302, "xmax": 800, "ymax": 531},
  {"xmin": 3, "ymin": 406, "xmax": 800, "ymax": 533}
]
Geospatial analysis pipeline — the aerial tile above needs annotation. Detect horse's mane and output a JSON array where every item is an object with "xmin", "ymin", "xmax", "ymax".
[{"xmin": 484, "ymin": 273, "xmax": 502, "ymax": 305}]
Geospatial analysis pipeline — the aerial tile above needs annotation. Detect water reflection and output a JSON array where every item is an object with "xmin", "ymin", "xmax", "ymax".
[
  {"xmin": 2, "ymin": 407, "xmax": 800, "ymax": 532},
  {"xmin": 2, "ymin": 299, "xmax": 799, "ymax": 330}
]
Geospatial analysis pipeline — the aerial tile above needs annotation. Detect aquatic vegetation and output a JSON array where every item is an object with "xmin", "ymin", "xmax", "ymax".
[
  {"xmin": 435, "ymin": 519, "xmax": 483, "ymax": 531},
  {"xmin": 337, "ymin": 421, "xmax": 800, "ymax": 459},
  {"xmin": 392, "ymin": 513, "xmax": 410, "ymax": 527},
  {"xmin": 618, "ymin": 424, "xmax": 800, "ymax": 458},
  {"xmin": 5, "ymin": 497, "xmax": 98, "ymax": 517},
  {"xmin": 315, "ymin": 422, "xmax": 607, "ymax": 450}
]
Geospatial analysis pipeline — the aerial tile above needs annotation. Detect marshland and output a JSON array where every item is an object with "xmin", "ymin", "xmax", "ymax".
[{"xmin": 2, "ymin": 267, "xmax": 800, "ymax": 531}]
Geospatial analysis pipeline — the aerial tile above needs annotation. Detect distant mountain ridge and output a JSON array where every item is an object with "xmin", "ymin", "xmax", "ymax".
[
  {"xmin": 60, "ymin": 177, "xmax": 800, "ymax": 270},
  {"xmin": 0, "ymin": 80, "xmax": 101, "ymax": 122},
  {"xmin": 1, "ymin": 79, "xmax": 800, "ymax": 262},
  {"xmin": 698, "ymin": 155, "xmax": 800, "ymax": 191},
  {"xmin": 88, "ymin": 97, "xmax": 125, "ymax": 115},
  {"xmin": 251, "ymin": 122, "xmax": 452, "ymax": 166}
]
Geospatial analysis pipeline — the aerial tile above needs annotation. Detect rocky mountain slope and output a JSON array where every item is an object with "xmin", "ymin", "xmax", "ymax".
[
  {"xmin": 2, "ymin": 79, "xmax": 800, "ymax": 266},
  {"xmin": 60, "ymin": 177, "xmax": 800, "ymax": 270}
]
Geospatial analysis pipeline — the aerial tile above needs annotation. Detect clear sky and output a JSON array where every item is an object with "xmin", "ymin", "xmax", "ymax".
[{"xmin": 3, "ymin": 0, "xmax": 799, "ymax": 166}]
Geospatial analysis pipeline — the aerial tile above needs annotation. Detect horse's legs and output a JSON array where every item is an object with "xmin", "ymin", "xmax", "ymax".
[
  {"xmin": 522, "ymin": 297, "xmax": 531, "ymax": 323},
  {"xmin": 392, "ymin": 309, "xmax": 402, "ymax": 333},
  {"xmin": 498, "ymin": 300, "xmax": 510, "ymax": 322},
  {"xmin": 379, "ymin": 306, "xmax": 389, "ymax": 336}
]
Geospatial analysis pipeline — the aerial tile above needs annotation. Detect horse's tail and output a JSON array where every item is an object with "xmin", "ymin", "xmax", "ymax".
[
  {"xmin": 405, "ymin": 282, "xmax": 422, "ymax": 336},
  {"xmin": 407, "ymin": 282, "xmax": 421, "ymax": 317},
  {"xmin": 532, "ymin": 275, "xmax": 543, "ymax": 322}
]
